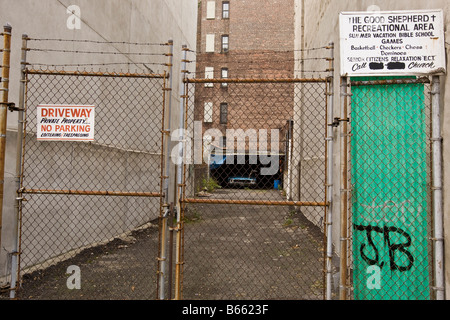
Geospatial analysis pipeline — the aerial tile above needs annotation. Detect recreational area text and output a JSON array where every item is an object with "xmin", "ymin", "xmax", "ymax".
[
  {"xmin": 37, "ymin": 105, "xmax": 95, "ymax": 141},
  {"xmin": 340, "ymin": 10, "xmax": 446, "ymax": 76}
]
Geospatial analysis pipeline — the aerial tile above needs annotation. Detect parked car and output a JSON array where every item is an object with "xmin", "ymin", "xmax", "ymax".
[
  {"xmin": 228, "ymin": 169, "xmax": 257, "ymax": 188},
  {"xmin": 228, "ymin": 176, "xmax": 257, "ymax": 187}
]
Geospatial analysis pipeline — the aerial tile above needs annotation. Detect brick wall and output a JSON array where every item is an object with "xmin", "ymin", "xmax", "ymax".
[
  {"xmin": 198, "ymin": 0, "xmax": 294, "ymax": 52},
  {"xmin": 230, "ymin": 0, "xmax": 295, "ymax": 52},
  {"xmin": 194, "ymin": 0, "xmax": 295, "ymax": 152}
]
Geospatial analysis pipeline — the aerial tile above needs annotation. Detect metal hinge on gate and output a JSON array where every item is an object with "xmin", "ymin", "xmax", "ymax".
[
  {"xmin": 1, "ymin": 102, "xmax": 23, "ymax": 112},
  {"xmin": 0, "ymin": 102, "xmax": 24, "ymax": 112},
  {"xmin": 328, "ymin": 117, "xmax": 349, "ymax": 127}
]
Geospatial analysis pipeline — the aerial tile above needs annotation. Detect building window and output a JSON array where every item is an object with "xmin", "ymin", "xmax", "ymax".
[
  {"xmin": 220, "ymin": 103, "xmax": 228, "ymax": 124},
  {"xmin": 206, "ymin": 1, "xmax": 216, "ymax": 19},
  {"xmin": 206, "ymin": 34, "xmax": 215, "ymax": 53},
  {"xmin": 221, "ymin": 35, "xmax": 229, "ymax": 52},
  {"xmin": 222, "ymin": 1, "xmax": 230, "ymax": 19},
  {"xmin": 205, "ymin": 67, "xmax": 214, "ymax": 87},
  {"xmin": 221, "ymin": 68, "xmax": 228, "ymax": 87},
  {"xmin": 204, "ymin": 102, "xmax": 213, "ymax": 123}
]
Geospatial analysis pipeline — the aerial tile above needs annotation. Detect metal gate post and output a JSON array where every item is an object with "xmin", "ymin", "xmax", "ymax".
[
  {"xmin": 9, "ymin": 34, "xmax": 28, "ymax": 299},
  {"xmin": 431, "ymin": 75, "xmax": 445, "ymax": 300},
  {"xmin": 325, "ymin": 42, "xmax": 334, "ymax": 300},
  {"xmin": 339, "ymin": 76, "xmax": 350, "ymax": 300},
  {"xmin": 174, "ymin": 45, "xmax": 189, "ymax": 300},
  {"xmin": 0, "ymin": 23, "xmax": 12, "ymax": 258},
  {"xmin": 158, "ymin": 40, "xmax": 174, "ymax": 300}
]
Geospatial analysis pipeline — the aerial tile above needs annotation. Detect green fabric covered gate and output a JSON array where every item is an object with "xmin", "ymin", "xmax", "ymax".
[{"xmin": 350, "ymin": 77, "xmax": 431, "ymax": 300}]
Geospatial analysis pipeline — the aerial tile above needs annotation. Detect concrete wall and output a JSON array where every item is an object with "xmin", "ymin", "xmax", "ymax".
[
  {"xmin": 295, "ymin": 0, "xmax": 450, "ymax": 298},
  {"xmin": 0, "ymin": 0, "xmax": 197, "ymax": 284}
]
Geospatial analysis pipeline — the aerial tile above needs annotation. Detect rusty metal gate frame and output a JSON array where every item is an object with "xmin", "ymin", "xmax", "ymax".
[
  {"xmin": 9, "ymin": 35, "xmax": 172, "ymax": 299},
  {"xmin": 176, "ymin": 75, "xmax": 334, "ymax": 300}
]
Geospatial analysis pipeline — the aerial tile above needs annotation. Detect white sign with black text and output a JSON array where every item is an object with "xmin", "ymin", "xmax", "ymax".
[{"xmin": 340, "ymin": 10, "xmax": 446, "ymax": 76}]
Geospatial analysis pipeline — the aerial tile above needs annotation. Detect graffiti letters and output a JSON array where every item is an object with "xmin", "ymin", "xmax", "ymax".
[{"xmin": 353, "ymin": 224, "xmax": 414, "ymax": 272}]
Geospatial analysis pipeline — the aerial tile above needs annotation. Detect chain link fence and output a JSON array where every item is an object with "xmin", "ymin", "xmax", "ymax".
[
  {"xmin": 1, "ymin": 32, "xmax": 442, "ymax": 301},
  {"xmin": 179, "ymin": 76, "xmax": 332, "ymax": 300},
  {"xmin": 11, "ymin": 38, "xmax": 170, "ymax": 300}
]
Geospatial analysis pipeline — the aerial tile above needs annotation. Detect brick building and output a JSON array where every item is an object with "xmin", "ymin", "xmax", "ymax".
[{"xmin": 193, "ymin": 0, "xmax": 295, "ymax": 188}]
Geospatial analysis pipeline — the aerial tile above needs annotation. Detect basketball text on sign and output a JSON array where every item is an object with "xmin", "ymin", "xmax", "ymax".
[
  {"xmin": 339, "ymin": 10, "xmax": 446, "ymax": 76},
  {"xmin": 37, "ymin": 105, "xmax": 95, "ymax": 141}
]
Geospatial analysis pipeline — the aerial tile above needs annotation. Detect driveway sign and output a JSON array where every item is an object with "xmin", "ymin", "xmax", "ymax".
[{"xmin": 37, "ymin": 104, "xmax": 95, "ymax": 141}]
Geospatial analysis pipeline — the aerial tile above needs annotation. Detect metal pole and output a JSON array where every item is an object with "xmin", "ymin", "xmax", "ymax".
[
  {"xmin": 339, "ymin": 76, "xmax": 349, "ymax": 300},
  {"xmin": 288, "ymin": 119, "xmax": 293, "ymax": 200},
  {"xmin": 26, "ymin": 69, "xmax": 165, "ymax": 79},
  {"xmin": 0, "ymin": 23, "xmax": 12, "ymax": 261},
  {"xmin": 174, "ymin": 45, "xmax": 188, "ymax": 300},
  {"xmin": 431, "ymin": 75, "xmax": 445, "ymax": 300},
  {"xmin": 180, "ymin": 84, "xmax": 189, "ymax": 299},
  {"xmin": 21, "ymin": 189, "xmax": 162, "ymax": 197},
  {"xmin": 325, "ymin": 42, "xmax": 334, "ymax": 300},
  {"xmin": 167, "ymin": 203, "xmax": 174, "ymax": 300},
  {"xmin": 184, "ymin": 78, "xmax": 328, "ymax": 84},
  {"xmin": 182, "ymin": 198, "xmax": 327, "ymax": 206},
  {"xmin": 9, "ymin": 33, "xmax": 28, "ymax": 300},
  {"xmin": 157, "ymin": 40, "xmax": 174, "ymax": 300}
]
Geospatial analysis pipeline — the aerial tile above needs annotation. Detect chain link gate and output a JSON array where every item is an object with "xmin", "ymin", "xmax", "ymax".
[
  {"xmin": 176, "ymin": 65, "xmax": 334, "ymax": 299},
  {"xmin": 10, "ymin": 36, "xmax": 172, "ymax": 299},
  {"xmin": 339, "ymin": 76, "xmax": 443, "ymax": 300}
]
